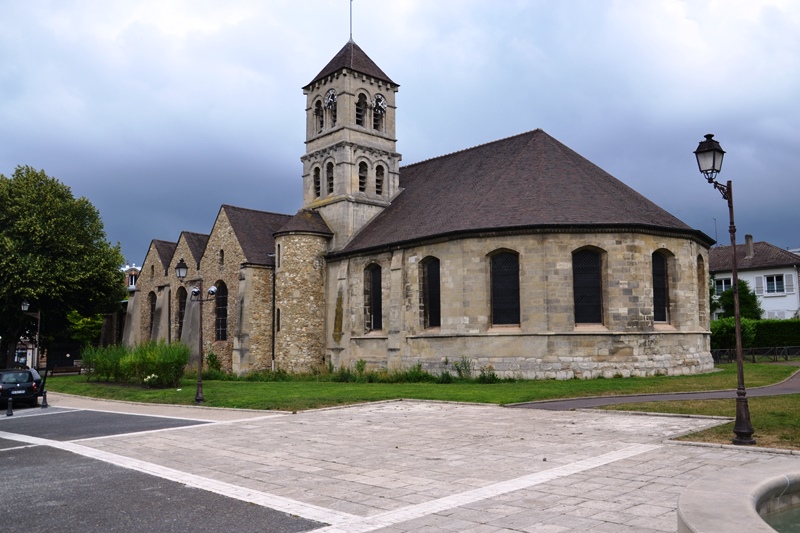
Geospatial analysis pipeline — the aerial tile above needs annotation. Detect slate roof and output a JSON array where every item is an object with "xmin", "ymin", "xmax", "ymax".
[
  {"xmin": 275, "ymin": 209, "xmax": 333, "ymax": 236},
  {"xmin": 709, "ymin": 241, "xmax": 800, "ymax": 272},
  {"xmin": 221, "ymin": 205, "xmax": 293, "ymax": 266},
  {"xmin": 306, "ymin": 40, "xmax": 395, "ymax": 88},
  {"xmin": 339, "ymin": 129, "xmax": 711, "ymax": 255},
  {"xmin": 151, "ymin": 240, "xmax": 177, "ymax": 271},
  {"xmin": 179, "ymin": 231, "xmax": 209, "ymax": 269}
]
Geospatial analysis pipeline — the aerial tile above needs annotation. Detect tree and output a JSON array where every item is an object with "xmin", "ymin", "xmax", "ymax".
[
  {"xmin": 0, "ymin": 166, "xmax": 126, "ymax": 367},
  {"xmin": 717, "ymin": 279, "xmax": 763, "ymax": 320}
]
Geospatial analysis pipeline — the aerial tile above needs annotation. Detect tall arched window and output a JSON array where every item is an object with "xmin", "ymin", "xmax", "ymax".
[
  {"xmin": 326, "ymin": 162, "xmax": 334, "ymax": 194},
  {"xmin": 218, "ymin": 249, "xmax": 224, "ymax": 266},
  {"xmin": 314, "ymin": 100, "xmax": 323, "ymax": 132},
  {"xmin": 652, "ymin": 251, "xmax": 669, "ymax": 322},
  {"xmin": 355, "ymin": 94, "xmax": 367, "ymax": 126},
  {"xmin": 177, "ymin": 286, "xmax": 187, "ymax": 340},
  {"xmin": 148, "ymin": 291, "xmax": 157, "ymax": 338},
  {"xmin": 215, "ymin": 281, "xmax": 228, "ymax": 341},
  {"xmin": 491, "ymin": 251, "xmax": 520, "ymax": 325},
  {"xmin": 358, "ymin": 162, "xmax": 368, "ymax": 193},
  {"xmin": 421, "ymin": 257, "xmax": 441, "ymax": 328},
  {"xmin": 364, "ymin": 264, "xmax": 382, "ymax": 331},
  {"xmin": 313, "ymin": 167, "xmax": 321, "ymax": 197},
  {"xmin": 375, "ymin": 165, "xmax": 384, "ymax": 196},
  {"xmin": 573, "ymin": 248, "xmax": 603, "ymax": 324}
]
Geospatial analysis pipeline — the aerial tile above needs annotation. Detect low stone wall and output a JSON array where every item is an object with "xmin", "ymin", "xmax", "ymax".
[{"xmin": 341, "ymin": 331, "xmax": 714, "ymax": 379}]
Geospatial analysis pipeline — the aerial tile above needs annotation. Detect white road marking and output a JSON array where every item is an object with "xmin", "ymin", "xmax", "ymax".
[{"xmin": 0, "ymin": 427, "xmax": 659, "ymax": 530}]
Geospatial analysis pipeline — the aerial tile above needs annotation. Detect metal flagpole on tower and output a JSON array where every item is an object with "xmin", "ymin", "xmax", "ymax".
[{"xmin": 350, "ymin": 0, "xmax": 353, "ymax": 41}]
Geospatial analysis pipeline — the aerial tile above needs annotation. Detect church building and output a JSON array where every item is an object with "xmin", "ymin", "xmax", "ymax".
[{"xmin": 125, "ymin": 40, "xmax": 715, "ymax": 379}]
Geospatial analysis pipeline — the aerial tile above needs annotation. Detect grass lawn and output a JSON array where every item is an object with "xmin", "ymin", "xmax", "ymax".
[
  {"xmin": 44, "ymin": 363, "xmax": 799, "ymax": 449},
  {"xmin": 602, "ymin": 394, "xmax": 800, "ymax": 450}
]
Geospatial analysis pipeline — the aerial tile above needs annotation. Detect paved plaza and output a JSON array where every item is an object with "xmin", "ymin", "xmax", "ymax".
[{"xmin": 4, "ymin": 393, "xmax": 800, "ymax": 532}]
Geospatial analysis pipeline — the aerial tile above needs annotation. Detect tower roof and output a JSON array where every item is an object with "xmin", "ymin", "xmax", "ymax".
[
  {"xmin": 338, "ymin": 129, "xmax": 712, "ymax": 255},
  {"xmin": 305, "ymin": 40, "xmax": 395, "ymax": 88}
]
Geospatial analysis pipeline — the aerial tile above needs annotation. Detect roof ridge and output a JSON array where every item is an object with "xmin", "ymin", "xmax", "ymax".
[
  {"xmin": 221, "ymin": 204, "xmax": 292, "ymax": 218},
  {"xmin": 402, "ymin": 129, "xmax": 545, "ymax": 170}
]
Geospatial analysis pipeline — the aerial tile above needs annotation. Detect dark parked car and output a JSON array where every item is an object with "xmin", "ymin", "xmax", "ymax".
[{"xmin": 0, "ymin": 368, "xmax": 43, "ymax": 407}]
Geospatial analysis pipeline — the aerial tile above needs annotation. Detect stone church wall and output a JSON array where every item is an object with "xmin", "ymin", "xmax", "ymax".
[
  {"xmin": 326, "ymin": 230, "xmax": 713, "ymax": 378},
  {"xmin": 275, "ymin": 232, "xmax": 328, "ymax": 373},
  {"xmin": 233, "ymin": 265, "xmax": 275, "ymax": 373}
]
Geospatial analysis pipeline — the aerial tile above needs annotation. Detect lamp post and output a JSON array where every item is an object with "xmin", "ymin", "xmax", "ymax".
[
  {"xmin": 694, "ymin": 133, "xmax": 755, "ymax": 445},
  {"xmin": 20, "ymin": 300, "xmax": 41, "ymax": 369},
  {"xmin": 175, "ymin": 258, "xmax": 216, "ymax": 404}
]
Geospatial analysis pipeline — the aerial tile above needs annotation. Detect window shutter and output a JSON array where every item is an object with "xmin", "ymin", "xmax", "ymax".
[
  {"xmin": 755, "ymin": 276, "xmax": 764, "ymax": 295},
  {"xmin": 786, "ymin": 274, "xmax": 795, "ymax": 294}
]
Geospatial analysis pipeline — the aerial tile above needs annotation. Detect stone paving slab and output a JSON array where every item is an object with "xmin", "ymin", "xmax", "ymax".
[{"xmin": 35, "ymin": 397, "xmax": 800, "ymax": 532}]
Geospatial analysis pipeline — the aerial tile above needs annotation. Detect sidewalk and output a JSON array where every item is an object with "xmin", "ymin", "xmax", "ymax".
[{"xmin": 41, "ymin": 394, "xmax": 800, "ymax": 532}]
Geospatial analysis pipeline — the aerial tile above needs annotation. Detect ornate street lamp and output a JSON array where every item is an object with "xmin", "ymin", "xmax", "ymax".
[
  {"xmin": 175, "ymin": 258, "xmax": 216, "ymax": 404},
  {"xmin": 694, "ymin": 134, "xmax": 755, "ymax": 445},
  {"xmin": 20, "ymin": 300, "xmax": 41, "ymax": 369}
]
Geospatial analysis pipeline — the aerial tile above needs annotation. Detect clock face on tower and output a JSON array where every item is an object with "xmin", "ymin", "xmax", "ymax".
[
  {"xmin": 373, "ymin": 94, "xmax": 387, "ymax": 115},
  {"xmin": 324, "ymin": 89, "xmax": 337, "ymax": 109}
]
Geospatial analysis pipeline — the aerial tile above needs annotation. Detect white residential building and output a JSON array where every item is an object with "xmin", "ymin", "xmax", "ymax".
[{"xmin": 709, "ymin": 234, "xmax": 800, "ymax": 320}]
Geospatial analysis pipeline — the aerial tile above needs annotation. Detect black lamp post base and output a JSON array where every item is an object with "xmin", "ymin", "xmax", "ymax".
[{"xmin": 732, "ymin": 395, "xmax": 755, "ymax": 445}]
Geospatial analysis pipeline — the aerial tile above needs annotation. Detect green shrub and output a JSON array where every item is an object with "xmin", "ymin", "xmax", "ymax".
[
  {"xmin": 711, "ymin": 317, "xmax": 757, "ymax": 349},
  {"xmin": 84, "ymin": 341, "xmax": 189, "ymax": 387},
  {"xmin": 477, "ymin": 365, "xmax": 500, "ymax": 384},
  {"xmin": 81, "ymin": 344, "xmax": 128, "ymax": 382},
  {"xmin": 753, "ymin": 319, "xmax": 800, "ymax": 347},
  {"xmin": 452, "ymin": 356, "xmax": 473, "ymax": 379},
  {"xmin": 206, "ymin": 350, "xmax": 223, "ymax": 373}
]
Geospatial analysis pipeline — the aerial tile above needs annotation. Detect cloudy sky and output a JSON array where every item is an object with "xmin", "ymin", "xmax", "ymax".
[{"xmin": 1, "ymin": 0, "xmax": 798, "ymax": 265}]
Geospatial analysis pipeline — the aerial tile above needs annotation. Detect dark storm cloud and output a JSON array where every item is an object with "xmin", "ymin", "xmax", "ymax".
[{"xmin": 1, "ymin": 0, "xmax": 798, "ymax": 265}]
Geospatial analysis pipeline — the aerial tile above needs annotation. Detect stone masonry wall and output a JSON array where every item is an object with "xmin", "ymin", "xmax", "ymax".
[
  {"xmin": 274, "ymin": 232, "xmax": 328, "ymax": 373},
  {"xmin": 233, "ymin": 265, "xmax": 275, "ymax": 373},
  {"xmin": 326, "ymin": 230, "xmax": 713, "ymax": 378}
]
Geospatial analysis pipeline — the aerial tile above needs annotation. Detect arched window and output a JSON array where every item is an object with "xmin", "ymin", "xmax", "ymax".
[
  {"xmin": 177, "ymin": 286, "xmax": 187, "ymax": 340},
  {"xmin": 355, "ymin": 94, "xmax": 367, "ymax": 126},
  {"xmin": 421, "ymin": 257, "xmax": 441, "ymax": 328},
  {"xmin": 215, "ymin": 281, "xmax": 228, "ymax": 341},
  {"xmin": 314, "ymin": 100, "xmax": 324, "ymax": 132},
  {"xmin": 358, "ymin": 162, "xmax": 368, "ymax": 193},
  {"xmin": 573, "ymin": 249, "xmax": 603, "ymax": 324},
  {"xmin": 491, "ymin": 251, "xmax": 520, "ymax": 325},
  {"xmin": 150, "ymin": 265, "xmax": 154, "ymax": 279},
  {"xmin": 375, "ymin": 165, "xmax": 384, "ymax": 196},
  {"xmin": 148, "ymin": 291, "xmax": 157, "ymax": 337},
  {"xmin": 313, "ymin": 167, "xmax": 321, "ymax": 197},
  {"xmin": 373, "ymin": 94, "xmax": 386, "ymax": 130},
  {"xmin": 364, "ymin": 264, "xmax": 382, "ymax": 331},
  {"xmin": 218, "ymin": 249, "xmax": 224, "ymax": 266},
  {"xmin": 652, "ymin": 251, "xmax": 669, "ymax": 322},
  {"xmin": 326, "ymin": 162, "xmax": 334, "ymax": 194}
]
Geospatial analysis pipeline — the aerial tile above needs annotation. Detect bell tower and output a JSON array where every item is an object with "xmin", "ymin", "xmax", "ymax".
[{"xmin": 301, "ymin": 40, "xmax": 401, "ymax": 250}]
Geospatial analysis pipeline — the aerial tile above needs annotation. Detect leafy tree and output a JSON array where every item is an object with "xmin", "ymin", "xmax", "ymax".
[
  {"xmin": 717, "ymin": 279, "xmax": 763, "ymax": 320},
  {"xmin": 67, "ymin": 310, "xmax": 105, "ymax": 347},
  {"xmin": 0, "ymin": 166, "xmax": 126, "ymax": 367}
]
